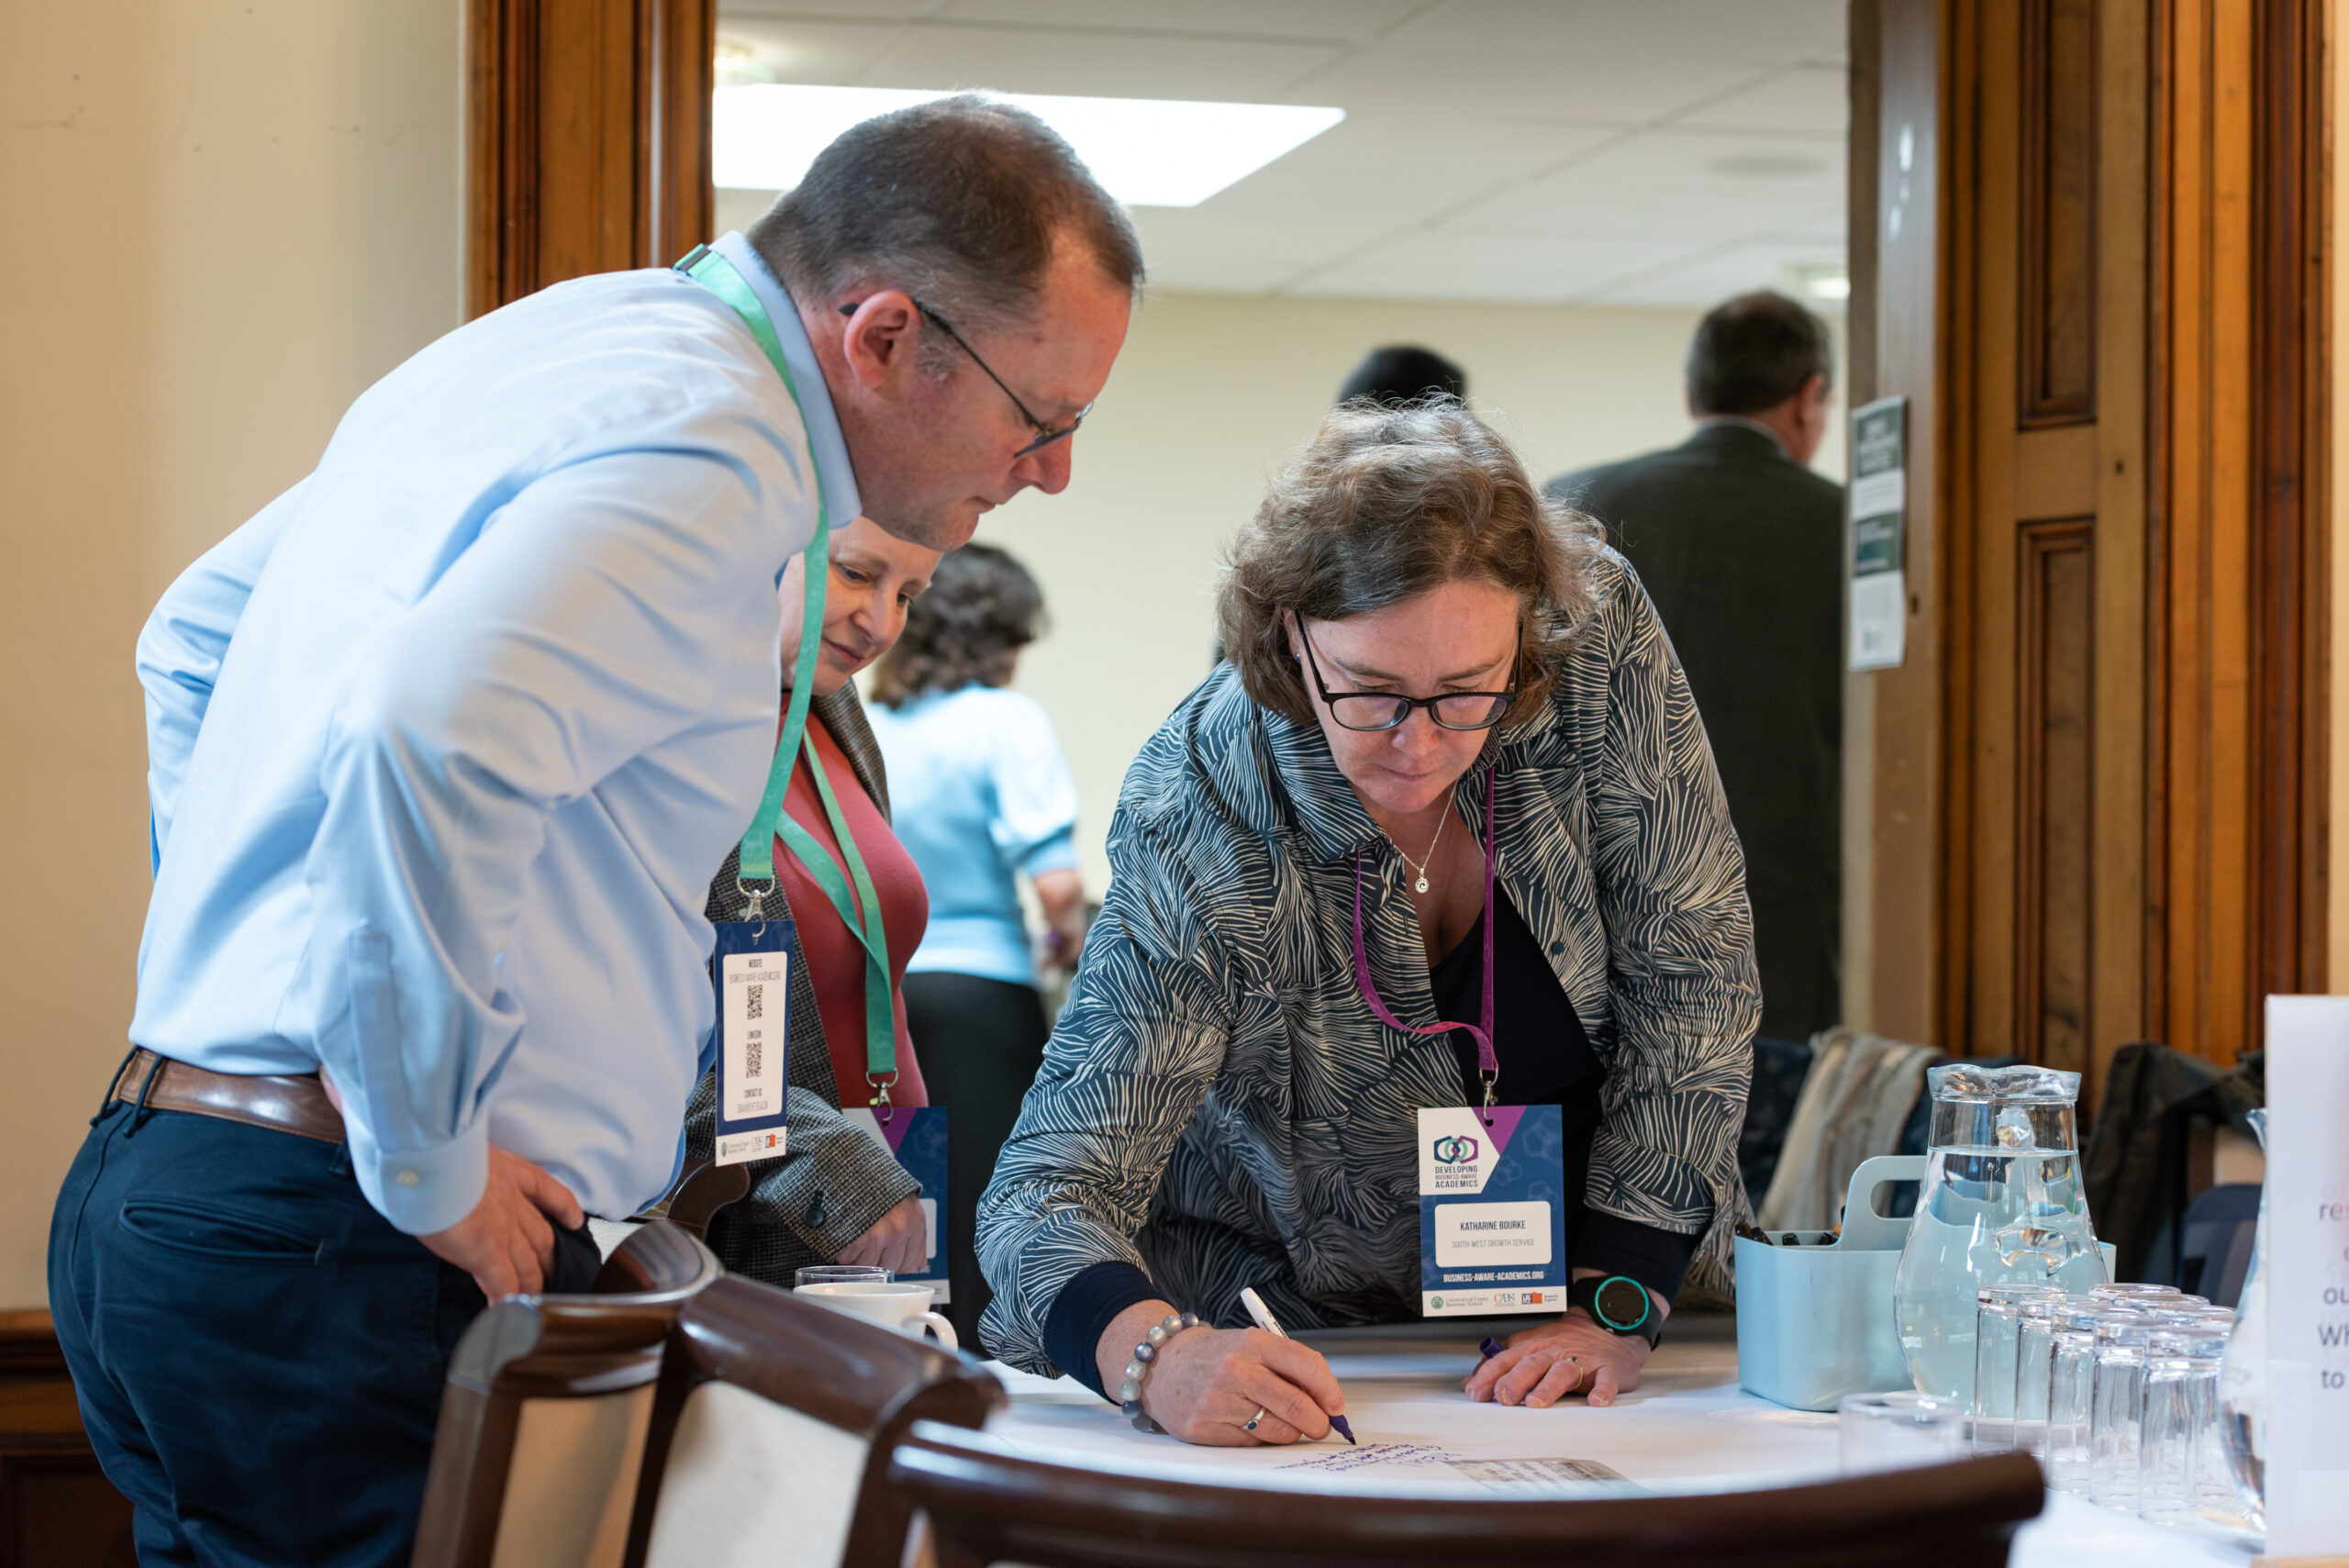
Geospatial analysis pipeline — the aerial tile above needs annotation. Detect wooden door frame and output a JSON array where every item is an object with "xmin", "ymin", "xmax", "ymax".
[
  {"xmin": 465, "ymin": 0, "xmax": 715, "ymax": 318},
  {"xmin": 1849, "ymin": 0, "xmax": 2329, "ymax": 1069}
]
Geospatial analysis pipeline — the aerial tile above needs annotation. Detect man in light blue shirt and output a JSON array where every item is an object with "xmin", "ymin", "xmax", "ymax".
[{"xmin": 51, "ymin": 96, "xmax": 1140, "ymax": 1566}]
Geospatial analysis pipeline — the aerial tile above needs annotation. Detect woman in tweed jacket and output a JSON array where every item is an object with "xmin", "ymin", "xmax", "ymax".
[
  {"xmin": 682, "ymin": 517, "xmax": 941, "ymax": 1288},
  {"xmin": 975, "ymin": 402, "xmax": 1760, "ymax": 1445}
]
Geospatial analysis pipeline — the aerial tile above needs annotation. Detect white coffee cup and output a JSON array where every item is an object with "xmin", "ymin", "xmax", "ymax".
[{"xmin": 793, "ymin": 1281, "xmax": 958, "ymax": 1350}]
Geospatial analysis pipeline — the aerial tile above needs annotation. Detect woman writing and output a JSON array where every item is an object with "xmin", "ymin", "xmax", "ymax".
[
  {"xmin": 684, "ymin": 515, "xmax": 941, "ymax": 1284},
  {"xmin": 975, "ymin": 402, "xmax": 1758, "ymax": 1444}
]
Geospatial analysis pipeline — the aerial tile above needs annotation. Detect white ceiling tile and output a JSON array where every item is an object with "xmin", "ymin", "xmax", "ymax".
[
  {"xmin": 1196, "ymin": 111, "xmax": 1614, "ymax": 228},
  {"xmin": 1586, "ymin": 239, "xmax": 1849, "ymax": 309},
  {"xmin": 713, "ymin": 0, "xmax": 1853, "ymax": 306},
  {"xmin": 933, "ymin": 0, "xmax": 1425, "ymax": 44},
  {"xmin": 1673, "ymin": 63, "xmax": 1849, "ymax": 134},
  {"xmin": 715, "ymin": 17, "xmax": 907, "ymax": 85},
  {"xmin": 855, "ymin": 25, "xmax": 1342, "ymax": 99},
  {"xmin": 1293, "ymin": 228, "xmax": 1703, "ymax": 306}
]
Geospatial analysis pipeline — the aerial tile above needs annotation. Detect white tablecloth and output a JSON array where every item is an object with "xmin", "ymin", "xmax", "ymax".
[{"xmin": 980, "ymin": 1315, "xmax": 2258, "ymax": 1567}]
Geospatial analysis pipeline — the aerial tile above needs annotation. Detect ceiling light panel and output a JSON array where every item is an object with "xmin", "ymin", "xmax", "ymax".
[{"xmin": 713, "ymin": 84, "xmax": 1344, "ymax": 207}]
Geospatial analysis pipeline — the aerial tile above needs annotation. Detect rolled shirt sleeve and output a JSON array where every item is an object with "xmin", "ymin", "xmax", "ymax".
[{"xmin": 307, "ymin": 450, "xmax": 779, "ymax": 1235}]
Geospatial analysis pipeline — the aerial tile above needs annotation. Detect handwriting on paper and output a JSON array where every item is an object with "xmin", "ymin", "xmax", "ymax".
[
  {"xmin": 1448, "ymin": 1457, "xmax": 1631, "ymax": 1491},
  {"xmin": 1275, "ymin": 1442, "xmax": 1459, "ymax": 1473}
]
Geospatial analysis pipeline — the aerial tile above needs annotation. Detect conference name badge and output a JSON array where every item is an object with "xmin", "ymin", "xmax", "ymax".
[
  {"xmin": 844, "ymin": 1106, "xmax": 951, "ymax": 1300},
  {"xmin": 713, "ymin": 917, "xmax": 796, "ymax": 1166},
  {"xmin": 1417, "ymin": 1104, "xmax": 1567, "ymax": 1317}
]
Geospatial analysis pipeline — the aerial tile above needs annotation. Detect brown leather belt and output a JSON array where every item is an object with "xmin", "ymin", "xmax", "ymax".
[{"xmin": 109, "ymin": 1048, "xmax": 346, "ymax": 1144}]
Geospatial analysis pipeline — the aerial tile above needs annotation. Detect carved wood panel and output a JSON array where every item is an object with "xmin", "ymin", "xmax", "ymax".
[
  {"xmin": 2020, "ymin": 0, "xmax": 2100, "ymax": 426},
  {"xmin": 2017, "ymin": 520, "xmax": 2096, "ymax": 1074}
]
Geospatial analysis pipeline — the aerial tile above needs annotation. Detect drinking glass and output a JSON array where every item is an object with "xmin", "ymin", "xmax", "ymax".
[
  {"xmin": 2137, "ymin": 1320, "xmax": 2232, "ymax": 1524},
  {"xmin": 1839, "ymin": 1390, "xmax": 1967, "ymax": 1473},
  {"xmin": 2045, "ymin": 1302, "xmax": 2120, "ymax": 1494},
  {"xmin": 795, "ymin": 1264, "xmax": 891, "ymax": 1287},
  {"xmin": 1974, "ymin": 1284, "xmax": 2066, "ymax": 1451},
  {"xmin": 2218, "ymin": 1108, "xmax": 2270, "ymax": 1531},
  {"xmin": 2089, "ymin": 1283, "xmax": 2183, "ymax": 1304},
  {"xmin": 2009, "ymin": 1294, "xmax": 2072, "ymax": 1455},
  {"xmin": 2089, "ymin": 1311, "xmax": 2202, "ymax": 1509}
]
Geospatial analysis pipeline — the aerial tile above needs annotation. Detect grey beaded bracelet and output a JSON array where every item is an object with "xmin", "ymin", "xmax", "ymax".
[{"xmin": 1118, "ymin": 1309, "xmax": 1200, "ymax": 1433}]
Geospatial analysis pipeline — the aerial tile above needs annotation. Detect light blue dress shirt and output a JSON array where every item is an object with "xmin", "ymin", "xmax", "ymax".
[
  {"xmin": 866, "ymin": 684, "xmax": 1080, "ymax": 987},
  {"xmin": 132, "ymin": 233, "xmax": 858, "ymax": 1235}
]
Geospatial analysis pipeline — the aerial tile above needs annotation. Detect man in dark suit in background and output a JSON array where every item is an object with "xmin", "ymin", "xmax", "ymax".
[{"xmin": 1550, "ymin": 291, "xmax": 1842, "ymax": 1044}]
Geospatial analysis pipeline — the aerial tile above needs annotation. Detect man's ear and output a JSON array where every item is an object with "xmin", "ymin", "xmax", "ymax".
[{"xmin": 839, "ymin": 291, "xmax": 923, "ymax": 395}]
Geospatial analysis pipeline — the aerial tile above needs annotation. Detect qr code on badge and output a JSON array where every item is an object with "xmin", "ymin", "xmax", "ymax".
[
  {"xmin": 744, "ymin": 1034, "xmax": 763, "ymax": 1079},
  {"xmin": 745, "ymin": 983, "xmax": 764, "ymax": 1021}
]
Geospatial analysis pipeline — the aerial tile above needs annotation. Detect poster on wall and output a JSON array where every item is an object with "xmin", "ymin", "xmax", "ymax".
[{"xmin": 1849, "ymin": 396, "xmax": 1908, "ymax": 673}]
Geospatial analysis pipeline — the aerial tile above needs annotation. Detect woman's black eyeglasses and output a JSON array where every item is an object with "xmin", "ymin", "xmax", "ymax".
[
  {"xmin": 841, "ymin": 298, "xmax": 1090, "ymax": 458},
  {"xmin": 1297, "ymin": 618, "xmax": 1516, "ymax": 732}
]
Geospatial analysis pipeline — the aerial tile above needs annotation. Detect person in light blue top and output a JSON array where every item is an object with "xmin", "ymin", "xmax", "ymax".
[
  {"xmin": 866, "ymin": 541, "xmax": 1088, "ymax": 1340},
  {"xmin": 50, "ymin": 97, "xmax": 1141, "ymax": 1568}
]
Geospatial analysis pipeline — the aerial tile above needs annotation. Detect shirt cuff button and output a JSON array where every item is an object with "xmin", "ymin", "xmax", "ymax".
[{"xmin": 395, "ymin": 1169, "xmax": 421, "ymax": 1187}]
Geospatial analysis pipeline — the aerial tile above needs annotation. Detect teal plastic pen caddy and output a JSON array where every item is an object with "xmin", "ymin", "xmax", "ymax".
[{"xmin": 1733, "ymin": 1154, "xmax": 1920, "ymax": 1412}]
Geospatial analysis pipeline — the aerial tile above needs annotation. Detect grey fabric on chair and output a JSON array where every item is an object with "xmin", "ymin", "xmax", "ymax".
[{"xmin": 1755, "ymin": 1028, "xmax": 1942, "ymax": 1233}]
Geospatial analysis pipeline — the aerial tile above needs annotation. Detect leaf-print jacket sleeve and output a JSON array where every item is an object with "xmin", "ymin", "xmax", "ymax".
[
  {"xmin": 974, "ymin": 813, "xmax": 1235, "ymax": 1374},
  {"xmin": 1578, "ymin": 553, "xmax": 1762, "ymax": 1239}
]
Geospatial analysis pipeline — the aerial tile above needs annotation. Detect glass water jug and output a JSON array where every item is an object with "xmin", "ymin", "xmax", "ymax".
[{"xmin": 1895, "ymin": 1063, "xmax": 2109, "ymax": 1403}]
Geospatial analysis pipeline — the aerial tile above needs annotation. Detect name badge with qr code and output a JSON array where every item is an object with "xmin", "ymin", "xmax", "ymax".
[{"xmin": 713, "ymin": 917, "xmax": 796, "ymax": 1166}]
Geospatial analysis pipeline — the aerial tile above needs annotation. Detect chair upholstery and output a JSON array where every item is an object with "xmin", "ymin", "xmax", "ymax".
[
  {"xmin": 2176, "ymin": 1182, "xmax": 2261, "ymax": 1307},
  {"xmin": 888, "ymin": 1424, "xmax": 2045, "ymax": 1568},
  {"xmin": 627, "ymin": 1274, "xmax": 1003, "ymax": 1568},
  {"xmin": 411, "ymin": 1221, "xmax": 722, "ymax": 1568}
]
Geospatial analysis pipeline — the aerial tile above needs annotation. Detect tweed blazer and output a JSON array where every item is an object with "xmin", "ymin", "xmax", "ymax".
[
  {"xmin": 681, "ymin": 683, "xmax": 924, "ymax": 1285},
  {"xmin": 975, "ymin": 549, "xmax": 1760, "ymax": 1375}
]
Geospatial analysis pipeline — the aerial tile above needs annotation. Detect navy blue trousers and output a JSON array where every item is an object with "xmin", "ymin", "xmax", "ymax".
[{"xmin": 50, "ymin": 1100, "xmax": 489, "ymax": 1567}]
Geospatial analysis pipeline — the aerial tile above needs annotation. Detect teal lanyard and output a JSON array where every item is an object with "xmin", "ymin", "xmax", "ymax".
[{"xmin": 678, "ymin": 244, "xmax": 898, "ymax": 1105}]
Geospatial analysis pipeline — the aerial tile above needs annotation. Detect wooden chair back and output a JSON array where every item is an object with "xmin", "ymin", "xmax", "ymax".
[
  {"xmin": 887, "ymin": 1424, "xmax": 2046, "ymax": 1568},
  {"xmin": 410, "ymin": 1220, "xmax": 721, "ymax": 1568},
  {"xmin": 624, "ymin": 1275, "xmax": 1003, "ymax": 1568}
]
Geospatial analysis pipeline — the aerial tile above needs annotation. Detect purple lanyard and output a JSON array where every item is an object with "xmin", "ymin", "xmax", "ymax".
[{"xmin": 1351, "ymin": 767, "xmax": 1499, "ymax": 1108}]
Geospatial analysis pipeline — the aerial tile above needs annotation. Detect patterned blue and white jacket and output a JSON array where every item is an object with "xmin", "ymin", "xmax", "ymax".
[{"xmin": 975, "ymin": 550, "xmax": 1761, "ymax": 1375}]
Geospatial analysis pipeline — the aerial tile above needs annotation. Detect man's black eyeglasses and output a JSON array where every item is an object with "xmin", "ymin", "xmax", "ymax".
[
  {"xmin": 1296, "ymin": 617, "xmax": 1516, "ymax": 732},
  {"xmin": 841, "ymin": 297, "xmax": 1089, "ymax": 458}
]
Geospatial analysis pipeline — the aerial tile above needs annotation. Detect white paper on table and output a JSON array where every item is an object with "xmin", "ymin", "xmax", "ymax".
[{"xmin": 2261, "ymin": 996, "xmax": 2349, "ymax": 1559}]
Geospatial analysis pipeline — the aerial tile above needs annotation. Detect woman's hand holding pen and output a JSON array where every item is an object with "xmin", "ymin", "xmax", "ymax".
[{"xmin": 1096, "ymin": 1300, "xmax": 1346, "ymax": 1446}]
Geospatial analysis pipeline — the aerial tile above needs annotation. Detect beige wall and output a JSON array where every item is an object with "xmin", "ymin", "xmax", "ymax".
[
  {"xmin": 0, "ymin": 1, "xmax": 463, "ymax": 1307},
  {"xmin": 964, "ymin": 290, "xmax": 1848, "ymax": 895}
]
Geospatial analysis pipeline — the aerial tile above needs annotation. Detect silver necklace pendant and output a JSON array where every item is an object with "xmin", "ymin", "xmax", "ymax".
[{"xmin": 1414, "ymin": 872, "xmax": 1431, "ymax": 895}]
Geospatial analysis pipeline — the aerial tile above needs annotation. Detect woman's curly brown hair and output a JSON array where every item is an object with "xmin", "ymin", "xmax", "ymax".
[
  {"xmin": 872, "ymin": 540, "xmax": 1047, "ymax": 707},
  {"xmin": 1216, "ymin": 399, "xmax": 1604, "ymax": 726}
]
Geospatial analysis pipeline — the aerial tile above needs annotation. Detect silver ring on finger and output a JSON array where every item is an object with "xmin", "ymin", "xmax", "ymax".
[{"xmin": 1244, "ymin": 1407, "xmax": 1267, "ymax": 1432}]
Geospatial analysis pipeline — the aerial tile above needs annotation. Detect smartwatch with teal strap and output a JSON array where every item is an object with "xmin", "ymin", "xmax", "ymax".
[{"xmin": 1569, "ymin": 1273, "xmax": 1664, "ymax": 1348}]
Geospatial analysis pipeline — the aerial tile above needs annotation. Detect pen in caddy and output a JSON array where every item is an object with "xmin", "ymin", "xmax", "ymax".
[{"xmin": 1237, "ymin": 1286, "xmax": 1356, "ymax": 1444}]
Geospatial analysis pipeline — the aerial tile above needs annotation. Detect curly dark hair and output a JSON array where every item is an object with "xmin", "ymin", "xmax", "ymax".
[
  {"xmin": 872, "ymin": 541, "xmax": 1047, "ymax": 706},
  {"xmin": 1216, "ymin": 398, "xmax": 1602, "ymax": 728}
]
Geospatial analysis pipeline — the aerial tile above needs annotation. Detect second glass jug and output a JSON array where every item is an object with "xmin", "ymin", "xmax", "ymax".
[{"xmin": 1894, "ymin": 1063, "xmax": 2109, "ymax": 1403}]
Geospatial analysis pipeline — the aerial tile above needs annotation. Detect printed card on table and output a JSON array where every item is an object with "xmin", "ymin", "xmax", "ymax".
[
  {"xmin": 845, "ymin": 1106, "xmax": 950, "ymax": 1302},
  {"xmin": 2259, "ymin": 996, "xmax": 2349, "ymax": 1560},
  {"xmin": 1417, "ymin": 1104, "xmax": 1567, "ymax": 1317}
]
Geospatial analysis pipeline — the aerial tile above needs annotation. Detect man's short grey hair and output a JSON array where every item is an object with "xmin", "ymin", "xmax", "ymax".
[
  {"xmin": 1684, "ymin": 291, "xmax": 1833, "ymax": 416},
  {"xmin": 747, "ymin": 95, "xmax": 1143, "ymax": 357}
]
